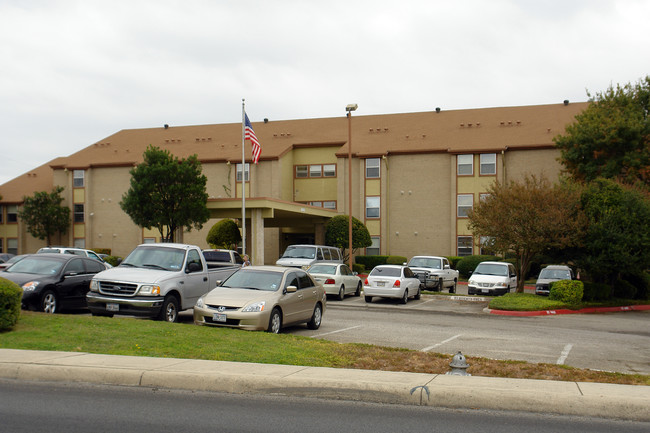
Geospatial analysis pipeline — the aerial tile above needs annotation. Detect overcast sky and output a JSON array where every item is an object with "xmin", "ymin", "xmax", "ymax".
[{"xmin": 1, "ymin": 0, "xmax": 648, "ymax": 184}]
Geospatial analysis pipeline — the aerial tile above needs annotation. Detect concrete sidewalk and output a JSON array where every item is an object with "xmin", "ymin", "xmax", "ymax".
[{"xmin": 1, "ymin": 349, "xmax": 648, "ymax": 422}]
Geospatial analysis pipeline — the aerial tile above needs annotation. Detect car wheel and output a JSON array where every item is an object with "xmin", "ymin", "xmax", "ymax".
[
  {"xmin": 355, "ymin": 282, "xmax": 361, "ymax": 297},
  {"xmin": 400, "ymin": 289, "xmax": 408, "ymax": 304},
  {"xmin": 159, "ymin": 295, "xmax": 179, "ymax": 322},
  {"xmin": 438, "ymin": 278, "xmax": 444, "ymax": 292},
  {"xmin": 414, "ymin": 287, "xmax": 421, "ymax": 300},
  {"xmin": 364, "ymin": 295, "xmax": 372, "ymax": 303},
  {"xmin": 450, "ymin": 279, "xmax": 457, "ymax": 294},
  {"xmin": 267, "ymin": 308, "xmax": 282, "ymax": 333},
  {"xmin": 338, "ymin": 285, "xmax": 345, "ymax": 301},
  {"xmin": 307, "ymin": 303, "xmax": 322, "ymax": 330},
  {"xmin": 40, "ymin": 290, "xmax": 58, "ymax": 314}
]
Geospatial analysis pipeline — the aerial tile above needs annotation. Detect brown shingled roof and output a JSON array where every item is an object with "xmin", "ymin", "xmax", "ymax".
[{"xmin": 0, "ymin": 159, "xmax": 58, "ymax": 203}]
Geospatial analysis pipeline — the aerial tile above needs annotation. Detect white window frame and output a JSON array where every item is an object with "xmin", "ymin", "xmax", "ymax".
[
  {"xmin": 73, "ymin": 170, "xmax": 85, "ymax": 187},
  {"xmin": 365, "ymin": 158, "xmax": 380, "ymax": 178},
  {"xmin": 457, "ymin": 236, "xmax": 473, "ymax": 256},
  {"xmin": 366, "ymin": 196, "xmax": 380, "ymax": 219},
  {"xmin": 7, "ymin": 238, "xmax": 18, "ymax": 255},
  {"xmin": 309, "ymin": 164, "xmax": 322, "ymax": 178},
  {"xmin": 457, "ymin": 154, "xmax": 473, "ymax": 176},
  {"xmin": 323, "ymin": 164, "xmax": 336, "ymax": 177},
  {"xmin": 480, "ymin": 153, "xmax": 496, "ymax": 175},
  {"xmin": 457, "ymin": 194, "xmax": 473, "ymax": 218},
  {"xmin": 295, "ymin": 165, "xmax": 308, "ymax": 178},
  {"xmin": 236, "ymin": 163, "xmax": 250, "ymax": 182},
  {"xmin": 7, "ymin": 205, "xmax": 18, "ymax": 223},
  {"xmin": 74, "ymin": 204, "xmax": 85, "ymax": 223},
  {"xmin": 366, "ymin": 236, "xmax": 380, "ymax": 255},
  {"xmin": 323, "ymin": 201, "xmax": 336, "ymax": 209}
]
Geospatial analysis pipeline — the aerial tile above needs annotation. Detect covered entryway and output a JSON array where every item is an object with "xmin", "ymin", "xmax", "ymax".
[{"xmin": 206, "ymin": 197, "xmax": 339, "ymax": 265}]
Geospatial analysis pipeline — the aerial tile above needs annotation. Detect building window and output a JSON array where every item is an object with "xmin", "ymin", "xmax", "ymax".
[
  {"xmin": 295, "ymin": 165, "xmax": 308, "ymax": 178},
  {"xmin": 457, "ymin": 154, "xmax": 473, "ymax": 176},
  {"xmin": 308, "ymin": 201, "xmax": 322, "ymax": 207},
  {"xmin": 143, "ymin": 237, "xmax": 156, "ymax": 244},
  {"xmin": 480, "ymin": 236, "xmax": 496, "ymax": 255},
  {"xmin": 0, "ymin": 238, "xmax": 3, "ymax": 253},
  {"xmin": 457, "ymin": 194, "xmax": 473, "ymax": 217},
  {"xmin": 0, "ymin": 205, "xmax": 3, "ymax": 223},
  {"xmin": 457, "ymin": 236, "xmax": 473, "ymax": 256},
  {"xmin": 74, "ymin": 204, "xmax": 85, "ymax": 223},
  {"xmin": 367, "ymin": 236, "xmax": 380, "ymax": 255},
  {"xmin": 236, "ymin": 163, "xmax": 250, "ymax": 182},
  {"xmin": 323, "ymin": 164, "xmax": 336, "ymax": 177},
  {"xmin": 7, "ymin": 238, "xmax": 18, "ymax": 255},
  {"xmin": 479, "ymin": 193, "xmax": 491, "ymax": 202},
  {"xmin": 309, "ymin": 164, "xmax": 322, "ymax": 178},
  {"xmin": 366, "ymin": 158, "xmax": 380, "ymax": 178},
  {"xmin": 480, "ymin": 153, "xmax": 496, "ymax": 175},
  {"xmin": 323, "ymin": 201, "xmax": 336, "ymax": 209},
  {"xmin": 7, "ymin": 205, "xmax": 18, "ymax": 223},
  {"xmin": 74, "ymin": 238, "xmax": 85, "ymax": 248},
  {"xmin": 366, "ymin": 196, "xmax": 380, "ymax": 218},
  {"xmin": 73, "ymin": 170, "xmax": 85, "ymax": 187}
]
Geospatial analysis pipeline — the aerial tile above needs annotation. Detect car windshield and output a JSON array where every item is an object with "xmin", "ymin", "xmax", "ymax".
[
  {"xmin": 281, "ymin": 246, "xmax": 316, "ymax": 259},
  {"xmin": 474, "ymin": 263, "xmax": 508, "ymax": 276},
  {"xmin": 539, "ymin": 269, "xmax": 571, "ymax": 280},
  {"xmin": 121, "ymin": 246, "xmax": 186, "ymax": 271},
  {"xmin": 308, "ymin": 265, "xmax": 337, "ymax": 275},
  {"xmin": 408, "ymin": 258, "xmax": 441, "ymax": 269},
  {"xmin": 220, "ymin": 270, "xmax": 283, "ymax": 291},
  {"xmin": 6, "ymin": 257, "xmax": 63, "ymax": 275},
  {"xmin": 369, "ymin": 267, "xmax": 401, "ymax": 278}
]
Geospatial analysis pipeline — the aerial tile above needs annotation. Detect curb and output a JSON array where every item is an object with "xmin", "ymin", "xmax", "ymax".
[
  {"xmin": 1, "ymin": 349, "xmax": 649, "ymax": 421},
  {"xmin": 486, "ymin": 304, "xmax": 650, "ymax": 316}
]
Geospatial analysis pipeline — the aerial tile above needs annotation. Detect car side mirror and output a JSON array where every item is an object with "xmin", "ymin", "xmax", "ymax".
[
  {"xmin": 285, "ymin": 285, "xmax": 298, "ymax": 294},
  {"xmin": 444, "ymin": 264, "xmax": 450, "ymax": 269},
  {"xmin": 186, "ymin": 262, "xmax": 202, "ymax": 273},
  {"xmin": 402, "ymin": 262, "xmax": 407, "ymax": 266},
  {"xmin": 64, "ymin": 272, "xmax": 78, "ymax": 277}
]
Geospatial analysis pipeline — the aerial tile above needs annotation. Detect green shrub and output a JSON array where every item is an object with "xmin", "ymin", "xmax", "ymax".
[
  {"xmin": 447, "ymin": 256, "xmax": 462, "ymax": 270},
  {"xmin": 355, "ymin": 255, "xmax": 389, "ymax": 271},
  {"xmin": 352, "ymin": 263, "xmax": 365, "ymax": 274},
  {"xmin": 549, "ymin": 280, "xmax": 584, "ymax": 305},
  {"xmin": 386, "ymin": 256, "xmax": 408, "ymax": 265},
  {"xmin": 92, "ymin": 248, "xmax": 111, "ymax": 255},
  {"xmin": 621, "ymin": 272, "xmax": 649, "ymax": 300},
  {"xmin": 206, "ymin": 219, "xmax": 241, "ymax": 249},
  {"xmin": 0, "ymin": 277, "xmax": 22, "ymax": 331},
  {"xmin": 582, "ymin": 281, "xmax": 611, "ymax": 301},
  {"xmin": 613, "ymin": 279, "xmax": 637, "ymax": 300},
  {"xmin": 456, "ymin": 255, "xmax": 501, "ymax": 279},
  {"xmin": 104, "ymin": 255, "xmax": 122, "ymax": 267}
]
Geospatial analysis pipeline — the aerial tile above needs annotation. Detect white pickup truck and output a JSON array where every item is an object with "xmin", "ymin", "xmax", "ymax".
[
  {"xmin": 406, "ymin": 256, "xmax": 459, "ymax": 293},
  {"xmin": 87, "ymin": 243, "xmax": 239, "ymax": 322}
]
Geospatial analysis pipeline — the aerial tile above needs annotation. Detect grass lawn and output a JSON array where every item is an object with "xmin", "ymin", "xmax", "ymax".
[
  {"xmin": 1, "ymin": 311, "xmax": 648, "ymax": 386},
  {"xmin": 486, "ymin": 293, "xmax": 650, "ymax": 312}
]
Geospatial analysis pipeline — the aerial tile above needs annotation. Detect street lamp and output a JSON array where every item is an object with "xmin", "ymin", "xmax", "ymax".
[{"xmin": 346, "ymin": 103, "xmax": 358, "ymax": 269}]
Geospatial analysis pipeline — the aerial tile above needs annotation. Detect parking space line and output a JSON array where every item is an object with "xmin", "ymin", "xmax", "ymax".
[
  {"xmin": 421, "ymin": 334, "xmax": 462, "ymax": 352},
  {"xmin": 556, "ymin": 343, "xmax": 573, "ymax": 365},
  {"xmin": 406, "ymin": 299, "xmax": 436, "ymax": 309},
  {"xmin": 311, "ymin": 325, "xmax": 363, "ymax": 338}
]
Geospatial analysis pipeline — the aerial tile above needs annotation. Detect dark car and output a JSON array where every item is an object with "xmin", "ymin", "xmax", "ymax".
[
  {"xmin": 0, "ymin": 254, "xmax": 27, "ymax": 271},
  {"xmin": 2, "ymin": 253, "xmax": 110, "ymax": 313}
]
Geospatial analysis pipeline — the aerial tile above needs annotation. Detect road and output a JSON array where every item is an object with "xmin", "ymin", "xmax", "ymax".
[
  {"xmin": 1, "ymin": 379, "xmax": 648, "ymax": 433},
  {"xmin": 282, "ymin": 292, "xmax": 650, "ymax": 375}
]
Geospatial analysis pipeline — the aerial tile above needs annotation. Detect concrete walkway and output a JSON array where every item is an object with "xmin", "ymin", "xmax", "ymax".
[{"xmin": 1, "ymin": 348, "xmax": 648, "ymax": 422}]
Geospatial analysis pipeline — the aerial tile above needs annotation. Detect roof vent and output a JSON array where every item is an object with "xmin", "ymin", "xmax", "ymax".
[
  {"xmin": 164, "ymin": 124, "xmax": 169, "ymax": 129},
  {"xmin": 264, "ymin": 118, "xmax": 269, "ymax": 123},
  {"xmin": 564, "ymin": 100, "xmax": 569, "ymax": 105},
  {"xmin": 435, "ymin": 107, "xmax": 441, "ymax": 113}
]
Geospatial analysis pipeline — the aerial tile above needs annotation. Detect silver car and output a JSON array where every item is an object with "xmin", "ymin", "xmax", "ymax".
[
  {"xmin": 193, "ymin": 266, "xmax": 326, "ymax": 333},
  {"xmin": 308, "ymin": 263, "xmax": 362, "ymax": 300},
  {"xmin": 363, "ymin": 265, "xmax": 421, "ymax": 304}
]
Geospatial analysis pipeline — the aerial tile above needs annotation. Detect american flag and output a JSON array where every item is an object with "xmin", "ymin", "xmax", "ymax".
[{"xmin": 244, "ymin": 113, "xmax": 261, "ymax": 164}]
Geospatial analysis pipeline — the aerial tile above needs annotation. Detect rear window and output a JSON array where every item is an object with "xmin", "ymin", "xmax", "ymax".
[
  {"xmin": 369, "ymin": 267, "xmax": 401, "ymax": 278},
  {"xmin": 203, "ymin": 251, "xmax": 231, "ymax": 262}
]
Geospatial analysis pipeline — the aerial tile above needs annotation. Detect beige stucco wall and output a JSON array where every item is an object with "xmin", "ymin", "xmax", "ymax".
[{"xmin": 504, "ymin": 148, "xmax": 563, "ymax": 182}]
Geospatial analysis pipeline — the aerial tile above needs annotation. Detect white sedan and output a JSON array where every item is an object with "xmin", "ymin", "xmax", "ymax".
[
  {"xmin": 363, "ymin": 265, "xmax": 421, "ymax": 304},
  {"xmin": 308, "ymin": 263, "xmax": 362, "ymax": 300}
]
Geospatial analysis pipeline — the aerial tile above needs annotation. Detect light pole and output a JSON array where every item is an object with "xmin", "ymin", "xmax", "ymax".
[{"xmin": 346, "ymin": 103, "xmax": 358, "ymax": 270}]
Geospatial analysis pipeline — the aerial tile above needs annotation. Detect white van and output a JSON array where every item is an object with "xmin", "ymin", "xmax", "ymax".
[
  {"xmin": 467, "ymin": 261, "xmax": 517, "ymax": 296},
  {"xmin": 275, "ymin": 244, "xmax": 343, "ymax": 270}
]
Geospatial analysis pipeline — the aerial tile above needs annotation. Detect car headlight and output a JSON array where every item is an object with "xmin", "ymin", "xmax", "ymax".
[
  {"xmin": 468, "ymin": 279, "xmax": 475, "ymax": 286},
  {"xmin": 22, "ymin": 281, "xmax": 40, "ymax": 291},
  {"xmin": 139, "ymin": 285, "xmax": 161, "ymax": 295},
  {"xmin": 242, "ymin": 301, "xmax": 265, "ymax": 312},
  {"xmin": 90, "ymin": 280, "xmax": 99, "ymax": 292},
  {"xmin": 301, "ymin": 265, "xmax": 310, "ymax": 271},
  {"xmin": 196, "ymin": 297, "xmax": 205, "ymax": 308}
]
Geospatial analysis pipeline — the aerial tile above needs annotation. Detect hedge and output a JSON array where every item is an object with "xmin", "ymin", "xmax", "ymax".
[
  {"xmin": 549, "ymin": 280, "xmax": 584, "ymax": 305},
  {"xmin": 355, "ymin": 255, "xmax": 408, "ymax": 271},
  {"xmin": 0, "ymin": 277, "xmax": 22, "ymax": 331}
]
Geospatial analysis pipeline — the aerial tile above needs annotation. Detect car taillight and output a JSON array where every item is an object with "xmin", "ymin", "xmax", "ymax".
[
  {"xmin": 325, "ymin": 278, "xmax": 335, "ymax": 285},
  {"xmin": 364, "ymin": 278, "xmax": 369, "ymax": 285},
  {"xmin": 393, "ymin": 280, "xmax": 401, "ymax": 287}
]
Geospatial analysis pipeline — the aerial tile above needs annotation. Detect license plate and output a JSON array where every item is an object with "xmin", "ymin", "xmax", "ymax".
[
  {"xmin": 213, "ymin": 313, "xmax": 227, "ymax": 322},
  {"xmin": 482, "ymin": 289, "xmax": 489, "ymax": 294},
  {"xmin": 106, "ymin": 303, "xmax": 119, "ymax": 312},
  {"xmin": 377, "ymin": 281, "xmax": 385, "ymax": 287}
]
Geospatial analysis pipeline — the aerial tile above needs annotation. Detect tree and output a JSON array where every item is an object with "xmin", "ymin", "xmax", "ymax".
[
  {"xmin": 467, "ymin": 176, "xmax": 585, "ymax": 292},
  {"xmin": 324, "ymin": 215, "xmax": 372, "ymax": 262},
  {"xmin": 120, "ymin": 145, "xmax": 210, "ymax": 242},
  {"xmin": 574, "ymin": 178, "xmax": 650, "ymax": 292},
  {"xmin": 554, "ymin": 76, "xmax": 650, "ymax": 187},
  {"xmin": 206, "ymin": 219, "xmax": 241, "ymax": 249},
  {"xmin": 18, "ymin": 186, "xmax": 70, "ymax": 245}
]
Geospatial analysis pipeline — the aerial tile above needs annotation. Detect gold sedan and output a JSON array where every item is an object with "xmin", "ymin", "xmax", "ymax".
[{"xmin": 193, "ymin": 266, "xmax": 326, "ymax": 333}]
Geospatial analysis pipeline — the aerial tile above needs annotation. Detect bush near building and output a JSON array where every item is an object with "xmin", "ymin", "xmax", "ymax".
[{"xmin": 0, "ymin": 277, "xmax": 22, "ymax": 331}]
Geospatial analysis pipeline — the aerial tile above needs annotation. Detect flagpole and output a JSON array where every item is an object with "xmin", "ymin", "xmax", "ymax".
[{"xmin": 241, "ymin": 99, "xmax": 246, "ymax": 256}]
